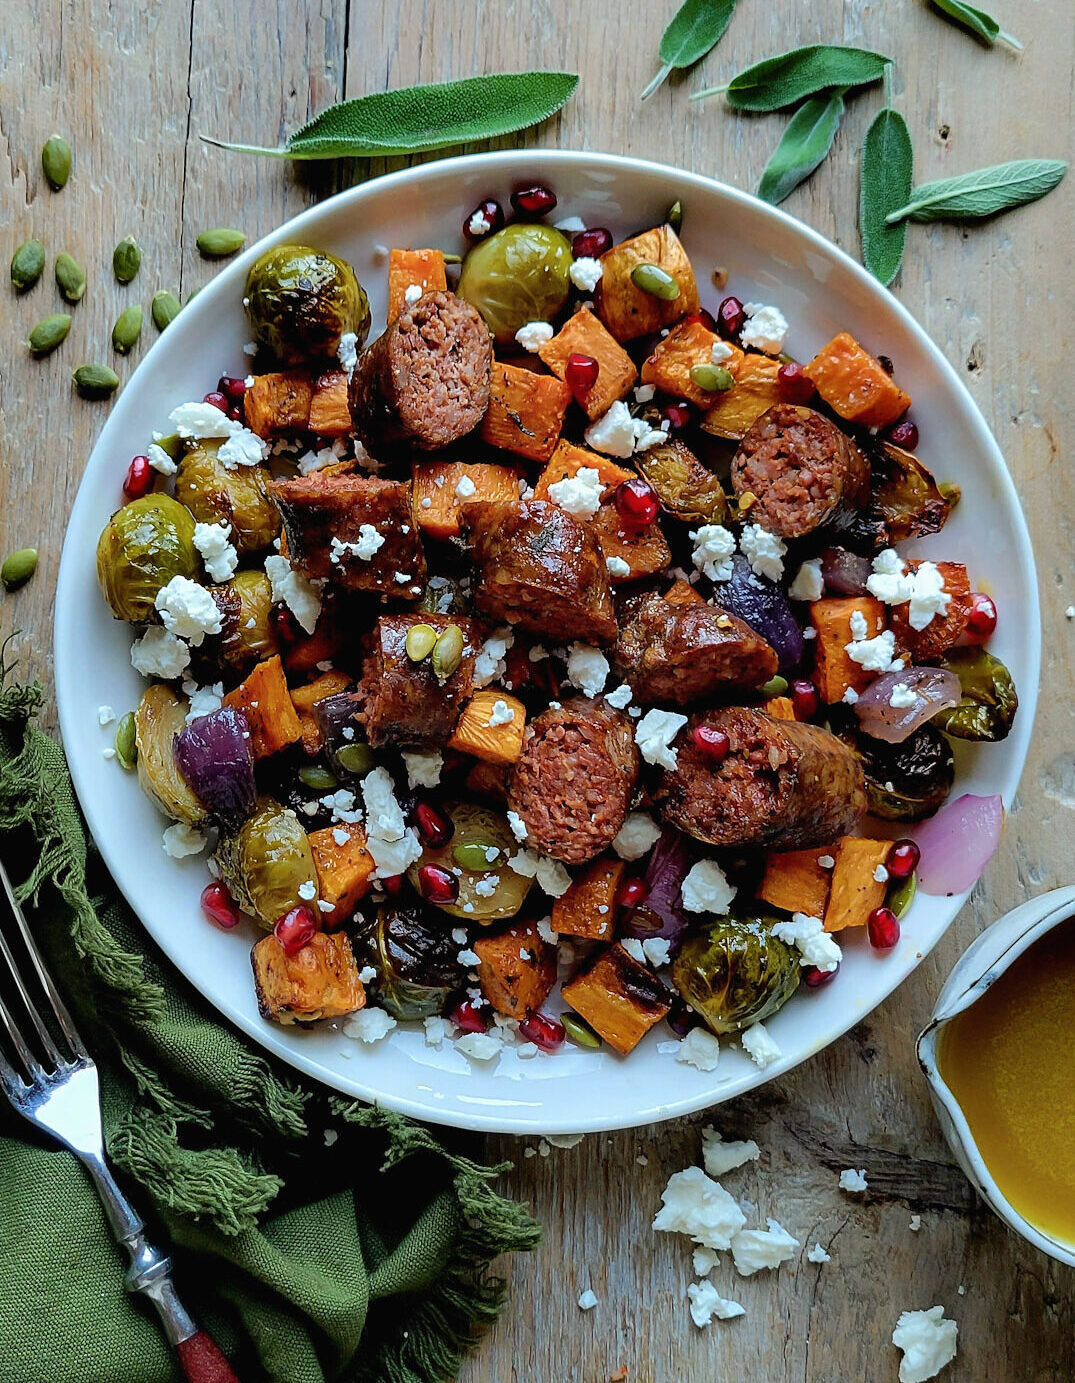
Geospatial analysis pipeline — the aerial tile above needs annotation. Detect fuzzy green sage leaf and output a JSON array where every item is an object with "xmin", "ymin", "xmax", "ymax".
[
  {"xmin": 204, "ymin": 71, "xmax": 579, "ymax": 160},
  {"xmin": 693, "ymin": 44, "xmax": 890, "ymax": 111},
  {"xmin": 758, "ymin": 89, "xmax": 846, "ymax": 206},
  {"xmin": 929, "ymin": 0, "xmax": 1020, "ymax": 50},
  {"xmin": 860, "ymin": 103, "xmax": 913, "ymax": 285},
  {"xmin": 885, "ymin": 159, "xmax": 1067, "ymax": 224},
  {"xmin": 641, "ymin": 0, "xmax": 738, "ymax": 101}
]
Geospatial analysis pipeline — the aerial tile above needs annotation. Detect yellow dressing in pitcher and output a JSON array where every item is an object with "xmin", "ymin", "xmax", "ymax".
[{"xmin": 938, "ymin": 916, "xmax": 1075, "ymax": 1246}]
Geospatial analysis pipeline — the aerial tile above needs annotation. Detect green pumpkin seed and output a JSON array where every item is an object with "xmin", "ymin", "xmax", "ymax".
[
  {"xmin": 562, "ymin": 1013, "xmax": 602, "ymax": 1049},
  {"xmin": 114, "ymin": 712, "xmax": 138, "ymax": 770},
  {"xmin": 887, "ymin": 871, "xmax": 917, "ymax": 920},
  {"xmin": 54, "ymin": 252, "xmax": 86, "ymax": 302},
  {"xmin": 298, "ymin": 764, "xmax": 339, "ymax": 792},
  {"xmin": 630, "ymin": 262, "xmax": 681, "ymax": 301},
  {"xmin": 72, "ymin": 363, "xmax": 120, "ymax": 399},
  {"xmin": 441, "ymin": 251, "xmax": 463, "ymax": 264},
  {"xmin": 41, "ymin": 134, "xmax": 71, "ymax": 190},
  {"xmin": 405, "ymin": 622, "xmax": 438, "ymax": 663},
  {"xmin": 689, "ymin": 362, "xmax": 735, "ymax": 393},
  {"xmin": 431, "ymin": 624, "xmax": 465, "ymax": 680},
  {"xmin": 1, "ymin": 548, "xmax": 38, "ymax": 592},
  {"xmin": 758, "ymin": 674, "xmax": 788, "ymax": 698},
  {"xmin": 666, "ymin": 199, "xmax": 683, "ymax": 234},
  {"xmin": 112, "ymin": 235, "xmax": 142, "ymax": 284},
  {"xmin": 111, "ymin": 304, "xmax": 143, "ymax": 354},
  {"xmin": 335, "ymin": 742, "xmax": 374, "ymax": 777},
  {"xmin": 151, "ymin": 290, "xmax": 181, "ymax": 332},
  {"xmin": 11, "ymin": 239, "xmax": 45, "ymax": 291},
  {"xmin": 27, "ymin": 313, "xmax": 71, "ymax": 356},
  {"xmin": 196, "ymin": 227, "xmax": 246, "ymax": 258},
  {"xmin": 452, "ymin": 842, "xmax": 501, "ymax": 872},
  {"xmin": 939, "ymin": 481, "xmax": 962, "ymax": 508}
]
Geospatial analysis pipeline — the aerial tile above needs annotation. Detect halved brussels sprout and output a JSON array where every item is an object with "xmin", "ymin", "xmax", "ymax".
[
  {"xmin": 457, "ymin": 223, "xmax": 573, "ymax": 345},
  {"xmin": 361, "ymin": 900, "xmax": 467, "ymax": 1021},
  {"xmin": 672, "ymin": 914, "xmax": 800, "ymax": 1035},
  {"xmin": 844, "ymin": 440, "xmax": 956, "ymax": 551},
  {"xmin": 174, "ymin": 442, "xmax": 280, "ymax": 556},
  {"xmin": 245, "ymin": 244, "xmax": 370, "ymax": 365},
  {"xmin": 134, "ymin": 684, "xmax": 207, "ymax": 825},
  {"xmin": 851, "ymin": 722, "xmax": 955, "ymax": 821},
  {"xmin": 212, "ymin": 796, "xmax": 317, "ymax": 927},
  {"xmin": 405, "ymin": 801, "xmax": 532, "ymax": 922},
  {"xmin": 208, "ymin": 570, "xmax": 280, "ymax": 675},
  {"xmin": 933, "ymin": 647, "xmax": 1018, "ymax": 743},
  {"xmin": 97, "ymin": 494, "xmax": 197, "ymax": 623},
  {"xmin": 635, "ymin": 440, "xmax": 728, "ymax": 525}
]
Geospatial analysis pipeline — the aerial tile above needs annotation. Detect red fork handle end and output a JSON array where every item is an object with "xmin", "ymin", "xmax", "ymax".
[{"xmin": 176, "ymin": 1331, "xmax": 241, "ymax": 1383}]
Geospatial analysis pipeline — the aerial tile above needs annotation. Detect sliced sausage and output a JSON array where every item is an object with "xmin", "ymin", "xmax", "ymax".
[
  {"xmin": 349, "ymin": 290, "xmax": 492, "ymax": 461},
  {"xmin": 358, "ymin": 613, "xmax": 480, "ymax": 748},
  {"xmin": 613, "ymin": 592, "xmax": 778, "ymax": 705},
  {"xmin": 731, "ymin": 403, "xmax": 869, "ymax": 539},
  {"xmin": 465, "ymin": 499, "xmax": 617, "ymax": 644},
  {"xmin": 509, "ymin": 696, "xmax": 639, "ymax": 865},
  {"xmin": 655, "ymin": 706, "xmax": 866, "ymax": 851}
]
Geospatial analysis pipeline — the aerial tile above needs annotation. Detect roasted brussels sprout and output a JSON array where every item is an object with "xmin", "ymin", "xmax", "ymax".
[
  {"xmin": 672, "ymin": 915, "xmax": 800, "ymax": 1035},
  {"xmin": 174, "ymin": 441, "xmax": 280, "ymax": 556},
  {"xmin": 212, "ymin": 796, "xmax": 318, "ymax": 927},
  {"xmin": 244, "ymin": 244, "xmax": 370, "ymax": 365},
  {"xmin": 457, "ymin": 223, "xmax": 573, "ymax": 345},
  {"xmin": 843, "ymin": 440, "xmax": 955, "ymax": 551},
  {"xmin": 208, "ymin": 570, "xmax": 280, "ymax": 675},
  {"xmin": 933, "ymin": 647, "xmax": 1018, "ymax": 743},
  {"xmin": 635, "ymin": 440, "xmax": 728, "ymax": 525},
  {"xmin": 134, "ymin": 684, "xmax": 208, "ymax": 825},
  {"xmin": 363, "ymin": 900, "xmax": 467, "ymax": 1021},
  {"xmin": 405, "ymin": 801, "xmax": 533, "ymax": 922},
  {"xmin": 417, "ymin": 574, "xmax": 470, "ymax": 617},
  {"xmin": 851, "ymin": 722, "xmax": 955, "ymax": 821},
  {"xmin": 96, "ymin": 494, "xmax": 197, "ymax": 623}
]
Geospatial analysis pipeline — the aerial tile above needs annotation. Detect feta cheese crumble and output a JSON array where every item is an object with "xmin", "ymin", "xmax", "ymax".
[
  {"xmin": 485, "ymin": 698, "xmax": 515, "ymax": 727},
  {"xmin": 605, "ymin": 554, "xmax": 631, "ymax": 578},
  {"xmin": 97, "ymin": 705, "xmax": 115, "ymax": 726},
  {"xmin": 423, "ymin": 1016, "xmax": 451, "ymax": 1047},
  {"xmin": 740, "ymin": 524, "xmax": 787, "ymax": 583},
  {"xmin": 147, "ymin": 442, "xmax": 177, "ymax": 476},
  {"xmin": 604, "ymin": 682, "xmax": 633, "ymax": 710},
  {"xmin": 701, "ymin": 1127, "xmax": 761, "ymax": 1178},
  {"xmin": 361, "ymin": 768, "xmax": 422, "ymax": 877},
  {"xmin": 584, "ymin": 401, "xmax": 637, "ymax": 458},
  {"xmin": 506, "ymin": 810, "xmax": 529, "ymax": 843},
  {"xmin": 569, "ymin": 257, "xmax": 603, "ymax": 292},
  {"xmin": 866, "ymin": 551, "xmax": 951, "ymax": 630},
  {"xmin": 343, "ymin": 1007, "xmax": 397, "ymax": 1044},
  {"xmin": 710, "ymin": 340, "xmax": 735, "ymax": 364},
  {"xmin": 402, "ymin": 749, "xmax": 443, "ymax": 789},
  {"xmin": 130, "ymin": 626, "xmax": 191, "ymax": 680},
  {"xmin": 889, "ymin": 682, "xmax": 918, "ymax": 709},
  {"xmin": 154, "ymin": 577, "xmax": 222, "ymax": 647},
  {"xmin": 740, "ymin": 1022, "xmax": 781, "ymax": 1069},
  {"xmin": 807, "ymin": 1243, "xmax": 831, "ymax": 1264},
  {"xmin": 675, "ymin": 1027, "xmax": 721, "ymax": 1071},
  {"xmin": 185, "ymin": 682, "xmax": 224, "ymax": 722},
  {"xmin": 739, "ymin": 303, "xmax": 789, "ymax": 355},
  {"xmin": 788, "ymin": 558, "xmax": 824, "ymax": 602},
  {"xmin": 507, "ymin": 850, "xmax": 572, "ymax": 897},
  {"xmin": 404, "ymin": 283, "xmax": 423, "ymax": 305},
  {"xmin": 611, "ymin": 811, "xmax": 662, "ymax": 861},
  {"xmin": 565, "ymin": 642, "xmax": 609, "ymax": 697},
  {"xmin": 456, "ymin": 1031, "xmax": 503, "ymax": 1062},
  {"xmin": 688, "ymin": 1279, "xmax": 745, "ymax": 1326},
  {"xmin": 473, "ymin": 628, "xmax": 514, "ymax": 688},
  {"xmin": 634, "ymin": 708, "xmax": 688, "ymax": 770},
  {"xmin": 168, "ymin": 400, "xmax": 237, "ymax": 439},
  {"xmin": 454, "ymin": 473, "xmax": 477, "ymax": 500},
  {"xmin": 691, "ymin": 524, "xmax": 736, "ymax": 582},
  {"xmin": 162, "ymin": 823, "xmax": 206, "ymax": 858},
  {"xmin": 652, "ymin": 1166, "xmax": 747, "ymax": 1251},
  {"xmin": 265, "ymin": 554, "xmax": 322, "ymax": 635},
  {"xmin": 891, "ymin": 1307, "xmax": 958, "ymax": 1383},
  {"xmin": 839, "ymin": 1168, "xmax": 868, "ymax": 1194},
  {"xmin": 771, "ymin": 912, "xmax": 842, "ymax": 973},
  {"xmin": 514, "ymin": 320, "xmax": 554, "ymax": 352},
  {"xmin": 681, "ymin": 860, "xmax": 737, "ymax": 915},
  {"xmin": 577, "ymin": 1289, "xmax": 598, "ymax": 1312},
  {"xmin": 845, "ymin": 628, "xmax": 900, "ymax": 673},
  {"xmin": 331, "ymin": 525, "xmax": 385, "ymax": 563},
  {"xmin": 547, "ymin": 466, "xmax": 604, "ymax": 518},
  {"xmin": 337, "ymin": 331, "xmax": 359, "ymax": 382},
  {"xmin": 193, "ymin": 521, "xmax": 238, "ymax": 583},
  {"xmin": 729, "ymin": 1219, "xmax": 800, "ymax": 1276}
]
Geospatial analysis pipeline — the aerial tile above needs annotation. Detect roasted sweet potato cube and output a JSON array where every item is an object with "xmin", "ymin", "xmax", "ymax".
[
  {"xmin": 244, "ymin": 371, "xmax": 315, "ymax": 439},
  {"xmin": 473, "ymin": 918, "xmax": 557, "ymax": 1019},
  {"xmin": 308, "ymin": 370, "xmax": 351, "ymax": 438},
  {"xmin": 824, "ymin": 837, "xmax": 892, "ymax": 932},
  {"xmin": 757, "ymin": 848, "xmax": 833, "ymax": 918},
  {"xmin": 251, "ymin": 931, "xmax": 365, "ymax": 1025},
  {"xmin": 480, "ymin": 361, "xmax": 572, "ymax": 463},
  {"xmin": 551, "ymin": 857, "xmax": 624, "ymax": 940},
  {"xmin": 537, "ymin": 307, "xmax": 638, "ymax": 419},
  {"xmin": 309, "ymin": 822, "xmax": 375, "ymax": 925},
  {"xmin": 532, "ymin": 440, "xmax": 632, "ymax": 502},
  {"xmin": 888, "ymin": 561, "xmax": 972, "ymax": 662},
  {"xmin": 291, "ymin": 671, "xmax": 352, "ymax": 754},
  {"xmin": 222, "ymin": 655, "xmax": 302, "ymax": 759},
  {"xmin": 412, "ymin": 461, "xmax": 521, "ymax": 541},
  {"xmin": 387, "ymin": 248, "xmax": 448, "ymax": 322},
  {"xmin": 810, "ymin": 596, "xmax": 887, "ymax": 705},
  {"xmin": 269, "ymin": 474, "xmax": 426, "ymax": 598},
  {"xmin": 641, "ymin": 319, "xmax": 744, "ymax": 408},
  {"xmin": 561, "ymin": 944, "xmax": 671, "ymax": 1055},
  {"xmin": 806, "ymin": 332, "xmax": 911, "ymax": 430},
  {"xmin": 280, "ymin": 594, "xmax": 348, "ymax": 676},
  {"xmin": 589, "ymin": 499, "xmax": 672, "ymax": 582},
  {"xmin": 664, "ymin": 577, "xmax": 706, "ymax": 607},
  {"xmin": 594, "ymin": 225, "xmax": 699, "ymax": 342},
  {"xmin": 700, "ymin": 355, "xmax": 782, "ymax": 441},
  {"xmin": 761, "ymin": 695, "xmax": 797, "ymax": 721},
  {"xmin": 447, "ymin": 690, "xmax": 527, "ymax": 765}
]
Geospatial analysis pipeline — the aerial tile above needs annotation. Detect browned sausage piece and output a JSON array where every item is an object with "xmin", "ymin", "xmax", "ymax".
[
  {"xmin": 731, "ymin": 403, "xmax": 869, "ymax": 539},
  {"xmin": 465, "ymin": 499, "xmax": 618, "ymax": 645},
  {"xmin": 613, "ymin": 592, "xmax": 779, "ymax": 705},
  {"xmin": 270, "ymin": 474, "xmax": 425, "ymax": 599},
  {"xmin": 358, "ymin": 613, "xmax": 480, "ymax": 748},
  {"xmin": 509, "ymin": 696, "xmax": 639, "ymax": 865},
  {"xmin": 655, "ymin": 707, "xmax": 866, "ymax": 851},
  {"xmin": 349, "ymin": 290, "xmax": 492, "ymax": 461}
]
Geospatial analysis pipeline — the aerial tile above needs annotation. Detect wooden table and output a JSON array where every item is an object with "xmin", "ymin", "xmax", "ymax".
[{"xmin": 3, "ymin": 2, "xmax": 1073, "ymax": 1378}]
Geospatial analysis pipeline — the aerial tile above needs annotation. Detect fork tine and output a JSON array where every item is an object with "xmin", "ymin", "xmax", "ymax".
[
  {"xmin": 0, "ymin": 1038, "xmax": 25, "ymax": 1097},
  {"xmin": 0, "ymin": 988, "xmax": 43, "ymax": 1081}
]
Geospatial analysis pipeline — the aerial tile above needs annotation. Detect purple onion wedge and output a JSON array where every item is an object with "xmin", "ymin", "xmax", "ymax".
[
  {"xmin": 854, "ymin": 667, "xmax": 962, "ymax": 744},
  {"xmin": 717, "ymin": 554, "xmax": 804, "ymax": 672},
  {"xmin": 620, "ymin": 828, "xmax": 692, "ymax": 951},
  {"xmin": 174, "ymin": 706, "xmax": 256, "ymax": 831}
]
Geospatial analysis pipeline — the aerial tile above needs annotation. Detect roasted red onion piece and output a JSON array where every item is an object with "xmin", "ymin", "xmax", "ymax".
[
  {"xmin": 174, "ymin": 707, "xmax": 255, "ymax": 831},
  {"xmin": 620, "ymin": 828, "xmax": 692, "ymax": 948},
  {"xmin": 854, "ymin": 668, "xmax": 962, "ymax": 743},
  {"xmin": 718, "ymin": 555, "xmax": 804, "ymax": 672},
  {"xmin": 915, "ymin": 793, "xmax": 1004, "ymax": 896},
  {"xmin": 819, "ymin": 546, "xmax": 872, "ymax": 597}
]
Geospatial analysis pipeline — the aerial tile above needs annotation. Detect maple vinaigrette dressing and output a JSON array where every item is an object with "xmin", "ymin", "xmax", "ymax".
[{"xmin": 938, "ymin": 915, "xmax": 1075, "ymax": 1246}]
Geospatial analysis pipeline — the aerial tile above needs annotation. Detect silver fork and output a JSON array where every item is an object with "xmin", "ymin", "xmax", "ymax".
[{"xmin": 0, "ymin": 856, "xmax": 240, "ymax": 1383}]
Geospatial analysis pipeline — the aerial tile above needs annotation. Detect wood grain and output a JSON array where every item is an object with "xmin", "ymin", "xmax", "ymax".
[{"xmin": 2, "ymin": 1, "xmax": 1073, "ymax": 1379}]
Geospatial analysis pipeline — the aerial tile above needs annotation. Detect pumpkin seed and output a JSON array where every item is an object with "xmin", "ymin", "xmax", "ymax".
[
  {"xmin": 1, "ymin": 548, "xmax": 38, "ymax": 591},
  {"xmin": 112, "ymin": 235, "xmax": 142, "ymax": 284},
  {"xmin": 335, "ymin": 742, "xmax": 374, "ymax": 777},
  {"xmin": 298, "ymin": 764, "xmax": 338, "ymax": 792},
  {"xmin": 41, "ymin": 134, "xmax": 71, "ymax": 190},
  {"xmin": 689, "ymin": 362, "xmax": 735, "ymax": 393},
  {"xmin": 196, "ymin": 227, "xmax": 246, "ymax": 258},
  {"xmin": 151, "ymin": 290, "xmax": 181, "ymax": 331},
  {"xmin": 452, "ymin": 842, "xmax": 501, "ymax": 872},
  {"xmin": 939, "ymin": 480, "xmax": 962, "ymax": 507},
  {"xmin": 111, "ymin": 304, "xmax": 143, "ymax": 354},
  {"xmin": 27, "ymin": 313, "xmax": 71, "ymax": 356},
  {"xmin": 54, "ymin": 252, "xmax": 86, "ymax": 302},
  {"xmin": 562, "ymin": 1014, "xmax": 602, "ymax": 1049},
  {"xmin": 11, "ymin": 239, "xmax": 45, "ymax": 291},
  {"xmin": 887, "ymin": 871, "xmax": 917, "ymax": 919},
  {"xmin": 72, "ymin": 363, "xmax": 120, "ymax": 399},
  {"xmin": 430, "ymin": 624, "xmax": 465, "ymax": 680},
  {"xmin": 630, "ymin": 262, "xmax": 681, "ymax": 300},
  {"xmin": 758, "ymin": 674, "xmax": 788, "ymax": 697},
  {"xmin": 666, "ymin": 199, "xmax": 683, "ymax": 234},
  {"xmin": 405, "ymin": 622, "xmax": 438, "ymax": 662},
  {"xmin": 114, "ymin": 712, "xmax": 138, "ymax": 770}
]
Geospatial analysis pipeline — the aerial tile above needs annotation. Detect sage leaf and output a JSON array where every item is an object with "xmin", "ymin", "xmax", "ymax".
[
  {"xmin": 860, "ymin": 106, "xmax": 913, "ymax": 285},
  {"xmin": 886, "ymin": 159, "xmax": 1067, "ymax": 224},
  {"xmin": 929, "ymin": 0, "xmax": 1021, "ymax": 50},
  {"xmin": 757, "ymin": 90, "xmax": 846, "ymax": 205},
  {"xmin": 204, "ymin": 72, "xmax": 579, "ymax": 160},
  {"xmin": 693, "ymin": 44, "xmax": 890, "ymax": 110},
  {"xmin": 641, "ymin": 0, "xmax": 738, "ymax": 101}
]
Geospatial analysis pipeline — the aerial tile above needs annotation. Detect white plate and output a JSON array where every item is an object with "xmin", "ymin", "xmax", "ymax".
[{"xmin": 54, "ymin": 150, "xmax": 1039, "ymax": 1135}]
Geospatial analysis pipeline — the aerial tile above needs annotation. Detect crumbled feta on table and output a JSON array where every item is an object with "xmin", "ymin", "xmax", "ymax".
[
  {"xmin": 729, "ymin": 1218, "xmax": 800, "ymax": 1276},
  {"xmin": 839, "ymin": 1168, "xmax": 868, "ymax": 1194},
  {"xmin": 653, "ymin": 1166, "xmax": 747, "ymax": 1250},
  {"xmin": 891, "ymin": 1307, "xmax": 958, "ymax": 1383},
  {"xmin": 577, "ymin": 1289, "xmax": 598, "ymax": 1311},
  {"xmin": 701, "ymin": 1127, "xmax": 760, "ymax": 1178},
  {"xmin": 688, "ymin": 1279, "xmax": 745, "ymax": 1326},
  {"xmin": 807, "ymin": 1242, "xmax": 832, "ymax": 1264}
]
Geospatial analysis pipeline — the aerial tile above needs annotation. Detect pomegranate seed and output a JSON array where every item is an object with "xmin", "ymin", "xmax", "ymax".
[
  {"xmin": 123, "ymin": 454, "xmax": 154, "ymax": 502},
  {"xmin": 418, "ymin": 863, "xmax": 459, "ymax": 904},
  {"xmin": 449, "ymin": 998, "xmax": 489, "ymax": 1033},
  {"xmin": 804, "ymin": 961, "xmax": 840, "ymax": 988},
  {"xmin": 269, "ymin": 601, "xmax": 301, "ymax": 645},
  {"xmin": 615, "ymin": 878, "xmax": 650, "ymax": 911},
  {"xmin": 614, "ymin": 477, "xmax": 659, "ymax": 527},
  {"xmin": 777, "ymin": 361, "xmax": 816, "ymax": 404},
  {"xmin": 200, "ymin": 881, "xmax": 240, "ymax": 930},
  {"xmin": 867, "ymin": 906, "xmax": 901, "ymax": 950},
  {"xmin": 790, "ymin": 679, "xmax": 820, "ymax": 721},
  {"xmin": 685, "ymin": 308, "xmax": 718, "ymax": 332},
  {"xmin": 877, "ymin": 354, "xmax": 895, "ymax": 375},
  {"xmin": 565, "ymin": 352, "xmax": 600, "ymax": 397},
  {"xmin": 887, "ymin": 839, "xmax": 920, "ymax": 880},
  {"xmin": 217, "ymin": 375, "xmax": 248, "ymax": 400},
  {"xmin": 571, "ymin": 226, "xmax": 613, "ymax": 259},
  {"xmin": 274, "ymin": 903, "xmax": 319, "ymax": 956},
  {"xmin": 661, "ymin": 400, "xmax": 692, "ymax": 433},
  {"xmin": 414, "ymin": 801, "xmax": 453, "ymax": 849},
  {"xmin": 887, "ymin": 419, "xmax": 919, "ymax": 450},
  {"xmin": 380, "ymin": 874, "xmax": 404, "ymax": 896},
  {"xmin": 666, "ymin": 996, "xmax": 701, "ymax": 1036},
  {"xmin": 463, "ymin": 198, "xmax": 505, "ymax": 244},
  {"xmin": 510, "ymin": 183, "xmax": 556, "ymax": 217},
  {"xmin": 519, "ymin": 1011, "xmax": 565, "ymax": 1052},
  {"xmin": 202, "ymin": 390, "xmax": 228, "ymax": 412},
  {"xmin": 964, "ymin": 592, "xmax": 997, "ymax": 643},
  {"xmin": 690, "ymin": 723, "xmax": 730, "ymax": 763},
  {"xmin": 228, "ymin": 404, "xmax": 243, "ymax": 423},
  {"xmin": 717, "ymin": 296, "xmax": 745, "ymax": 340}
]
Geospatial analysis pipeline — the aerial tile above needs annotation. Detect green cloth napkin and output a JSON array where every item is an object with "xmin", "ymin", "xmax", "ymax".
[{"xmin": 0, "ymin": 670, "xmax": 539, "ymax": 1383}]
